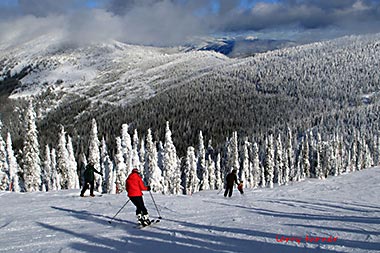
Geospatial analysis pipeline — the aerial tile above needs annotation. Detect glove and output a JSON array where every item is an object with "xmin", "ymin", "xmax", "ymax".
[{"xmin": 147, "ymin": 186, "xmax": 151, "ymax": 191}]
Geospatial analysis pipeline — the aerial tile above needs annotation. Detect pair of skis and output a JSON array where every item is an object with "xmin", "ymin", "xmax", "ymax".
[
  {"xmin": 134, "ymin": 219, "xmax": 160, "ymax": 229},
  {"xmin": 109, "ymin": 191, "xmax": 163, "ymax": 229}
]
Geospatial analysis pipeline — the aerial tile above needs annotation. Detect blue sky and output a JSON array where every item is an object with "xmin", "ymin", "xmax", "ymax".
[
  {"xmin": 0, "ymin": 0, "xmax": 380, "ymax": 46},
  {"xmin": 0, "ymin": 0, "xmax": 279, "ymax": 13}
]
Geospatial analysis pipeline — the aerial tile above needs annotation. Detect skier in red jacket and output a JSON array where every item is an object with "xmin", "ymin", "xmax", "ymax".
[{"xmin": 126, "ymin": 168, "xmax": 151, "ymax": 226}]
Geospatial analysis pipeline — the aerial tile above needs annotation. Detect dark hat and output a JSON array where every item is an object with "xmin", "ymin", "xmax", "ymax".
[{"xmin": 132, "ymin": 168, "xmax": 139, "ymax": 173}]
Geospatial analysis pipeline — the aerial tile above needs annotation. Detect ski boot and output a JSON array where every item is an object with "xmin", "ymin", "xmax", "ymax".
[
  {"xmin": 136, "ymin": 214, "xmax": 144, "ymax": 225},
  {"xmin": 142, "ymin": 214, "xmax": 151, "ymax": 226}
]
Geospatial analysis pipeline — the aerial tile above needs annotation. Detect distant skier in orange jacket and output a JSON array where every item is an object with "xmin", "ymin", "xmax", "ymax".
[{"xmin": 237, "ymin": 180, "xmax": 244, "ymax": 194}]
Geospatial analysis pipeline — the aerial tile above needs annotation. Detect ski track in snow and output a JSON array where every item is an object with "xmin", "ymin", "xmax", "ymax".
[{"xmin": 0, "ymin": 168, "xmax": 379, "ymax": 253}]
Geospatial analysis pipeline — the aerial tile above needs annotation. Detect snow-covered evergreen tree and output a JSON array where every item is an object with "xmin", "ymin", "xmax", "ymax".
[
  {"xmin": 42, "ymin": 145, "xmax": 52, "ymax": 191},
  {"xmin": 207, "ymin": 154, "xmax": 216, "ymax": 190},
  {"xmin": 283, "ymin": 147, "xmax": 289, "ymax": 185},
  {"xmin": 139, "ymin": 138, "xmax": 146, "ymax": 179},
  {"xmin": 220, "ymin": 138, "xmax": 229, "ymax": 184},
  {"xmin": 22, "ymin": 101, "xmax": 41, "ymax": 192},
  {"xmin": 157, "ymin": 141, "xmax": 164, "ymax": 172},
  {"xmin": 121, "ymin": 124, "xmax": 132, "ymax": 176},
  {"xmin": 286, "ymin": 128, "xmax": 295, "ymax": 181},
  {"xmin": 183, "ymin": 146, "xmax": 199, "ymax": 195},
  {"xmin": 374, "ymin": 135, "xmax": 380, "ymax": 166},
  {"xmin": 197, "ymin": 131, "xmax": 208, "ymax": 191},
  {"xmin": 330, "ymin": 137, "xmax": 338, "ymax": 177},
  {"xmin": 265, "ymin": 134, "xmax": 275, "ymax": 188},
  {"xmin": 260, "ymin": 163, "xmax": 266, "ymax": 187},
  {"xmin": 214, "ymin": 153, "xmax": 223, "ymax": 190},
  {"xmin": 0, "ymin": 120, "xmax": 9, "ymax": 191},
  {"xmin": 356, "ymin": 131, "xmax": 363, "ymax": 171},
  {"xmin": 315, "ymin": 133, "xmax": 324, "ymax": 179},
  {"xmin": 6, "ymin": 133, "xmax": 20, "ymax": 192},
  {"xmin": 241, "ymin": 138, "xmax": 250, "ymax": 186},
  {"xmin": 77, "ymin": 152, "xmax": 87, "ymax": 188},
  {"xmin": 275, "ymin": 134, "xmax": 284, "ymax": 185},
  {"xmin": 162, "ymin": 122, "xmax": 181, "ymax": 194},
  {"xmin": 110, "ymin": 169, "xmax": 116, "ymax": 194},
  {"xmin": 100, "ymin": 137, "xmax": 114, "ymax": 194},
  {"xmin": 144, "ymin": 129, "xmax": 164, "ymax": 193},
  {"xmin": 338, "ymin": 134, "xmax": 348, "ymax": 174},
  {"xmin": 0, "ymin": 168, "xmax": 8, "ymax": 191},
  {"xmin": 329, "ymin": 133, "xmax": 342, "ymax": 176},
  {"xmin": 363, "ymin": 136, "xmax": 373, "ymax": 169},
  {"xmin": 307, "ymin": 130, "xmax": 316, "ymax": 177},
  {"xmin": 88, "ymin": 118, "xmax": 101, "ymax": 192},
  {"xmin": 300, "ymin": 135, "xmax": 310, "ymax": 179},
  {"xmin": 51, "ymin": 148, "xmax": 60, "ymax": 191},
  {"xmin": 115, "ymin": 137, "xmax": 127, "ymax": 193},
  {"xmin": 67, "ymin": 136, "xmax": 79, "ymax": 189},
  {"xmin": 132, "ymin": 129, "xmax": 140, "ymax": 170},
  {"xmin": 56, "ymin": 126, "xmax": 69, "ymax": 189},
  {"xmin": 227, "ymin": 131, "xmax": 239, "ymax": 173},
  {"xmin": 294, "ymin": 158, "xmax": 302, "ymax": 182},
  {"xmin": 251, "ymin": 142, "xmax": 260, "ymax": 188}
]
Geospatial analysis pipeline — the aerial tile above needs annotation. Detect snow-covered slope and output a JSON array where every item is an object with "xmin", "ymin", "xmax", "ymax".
[
  {"xmin": 0, "ymin": 168, "xmax": 379, "ymax": 253},
  {"xmin": 0, "ymin": 34, "xmax": 230, "ymax": 105}
]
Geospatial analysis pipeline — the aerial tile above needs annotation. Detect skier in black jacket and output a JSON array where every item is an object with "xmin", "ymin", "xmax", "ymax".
[
  {"xmin": 224, "ymin": 169, "xmax": 239, "ymax": 197},
  {"xmin": 80, "ymin": 162, "xmax": 103, "ymax": 197}
]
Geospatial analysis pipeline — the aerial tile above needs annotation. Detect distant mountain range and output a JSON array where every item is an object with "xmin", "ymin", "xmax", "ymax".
[{"xmin": 184, "ymin": 36, "xmax": 297, "ymax": 57}]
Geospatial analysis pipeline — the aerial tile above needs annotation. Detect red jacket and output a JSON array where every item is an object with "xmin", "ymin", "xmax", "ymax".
[{"xmin": 126, "ymin": 171, "xmax": 148, "ymax": 197}]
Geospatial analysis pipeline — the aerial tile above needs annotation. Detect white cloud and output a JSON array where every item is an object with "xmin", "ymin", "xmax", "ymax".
[{"xmin": 1, "ymin": 0, "xmax": 380, "ymax": 47}]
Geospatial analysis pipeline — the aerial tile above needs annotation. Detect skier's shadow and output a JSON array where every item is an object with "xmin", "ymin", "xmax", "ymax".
[
  {"xmin": 204, "ymin": 199, "xmax": 380, "ymax": 251},
  {"xmin": 37, "ymin": 221, "xmax": 136, "ymax": 253},
  {"xmin": 50, "ymin": 205, "xmax": 134, "ymax": 225},
  {"xmin": 205, "ymin": 200, "xmax": 380, "ymax": 225},
  {"xmin": 39, "ymin": 206, "xmax": 340, "ymax": 253}
]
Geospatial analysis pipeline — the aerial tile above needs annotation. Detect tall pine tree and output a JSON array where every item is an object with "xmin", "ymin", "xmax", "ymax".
[
  {"xmin": 162, "ymin": 122, "xmax": 181, "ymax": 194},
  {"xmin": 144, "ymin": 129, "xmax": 164, "ymax": 193},
  {"xmin": 183, "ymin": 146, "xmax": 199, "ymax": 195},
  {"xmin": 115, "ymin": 137, "xmax": 127, "ymax": 193},
  {"xmin": 88, "ymin": 119, "xmax": 101, "ymax": 192},
  {"xmin": 56, "ymin": 126, "xmax": 69, "ymax": 189},
  {"xmin": 67, "ymin": 136, "xmax": 79, "ymax": 189},
  {"xmin": 22, "ymin": 101, "xmax": 41, "ymax": 192},
  {"xmin": 265, "ymin": 134, "xmax": 275, "ymax": 188},
  {"xmin": 0, "ymin": 120, "xmax": 9, "ymax": 191},
  {"xmin": 197, "ymin": 131, "xmax": 208, "ymax": 191},
  {"xmin": 6, "ymin": 132, "xmax": 20, "ymax": 192},
  {"xmin": 121, "ymin": 124, "xmax": 132, "ymax": 177}
]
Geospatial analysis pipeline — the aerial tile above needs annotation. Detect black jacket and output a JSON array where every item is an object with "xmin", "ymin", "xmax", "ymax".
[
  {"xmin": 83, "ymin": 164, "xmax": 102, "ymax": 182},
  {"xmin": 226, "ymin": 172, "xmax": 238, "ymax": 187}
]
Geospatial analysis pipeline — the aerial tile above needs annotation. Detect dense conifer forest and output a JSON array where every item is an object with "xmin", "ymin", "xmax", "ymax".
[{"xmin": 0, "ymin": 33, "xmax": 379, "ymax": 194}]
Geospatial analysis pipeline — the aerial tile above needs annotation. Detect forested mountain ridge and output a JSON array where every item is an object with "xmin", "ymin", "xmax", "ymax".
[{"xmin": 0, "ymin": 33, "xmax": 379, "ymax": 158}]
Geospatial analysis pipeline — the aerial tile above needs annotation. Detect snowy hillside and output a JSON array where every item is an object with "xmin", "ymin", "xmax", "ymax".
[
  {"xmin": 0, "ymin": 33, "xmax": 230, "ymax": 105},
  {"xmin": 2, "ymin": 33, "xmax": 379, "ymax": 109},
  {"xmin": 0, "ymin": 168, "xmax": 379, "ymax": 253}
]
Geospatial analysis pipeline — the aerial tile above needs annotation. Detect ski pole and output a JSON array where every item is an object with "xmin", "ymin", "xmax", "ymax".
[
  {"xmin": 108, "ymin": 199, "xmax": 130, "ymax": 224},
  {"xmin": 149, "ymin": 190, "xmax": 162, "ymax": 219},
  {"xmin": 217, "ymin": 188, "xmax": 224, "ymax": 195}
]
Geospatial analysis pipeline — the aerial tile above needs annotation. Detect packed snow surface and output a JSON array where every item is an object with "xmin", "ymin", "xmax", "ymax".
[{"xmin": 0, "ymin": 168, "xmax": 379, "ymax": 253}]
